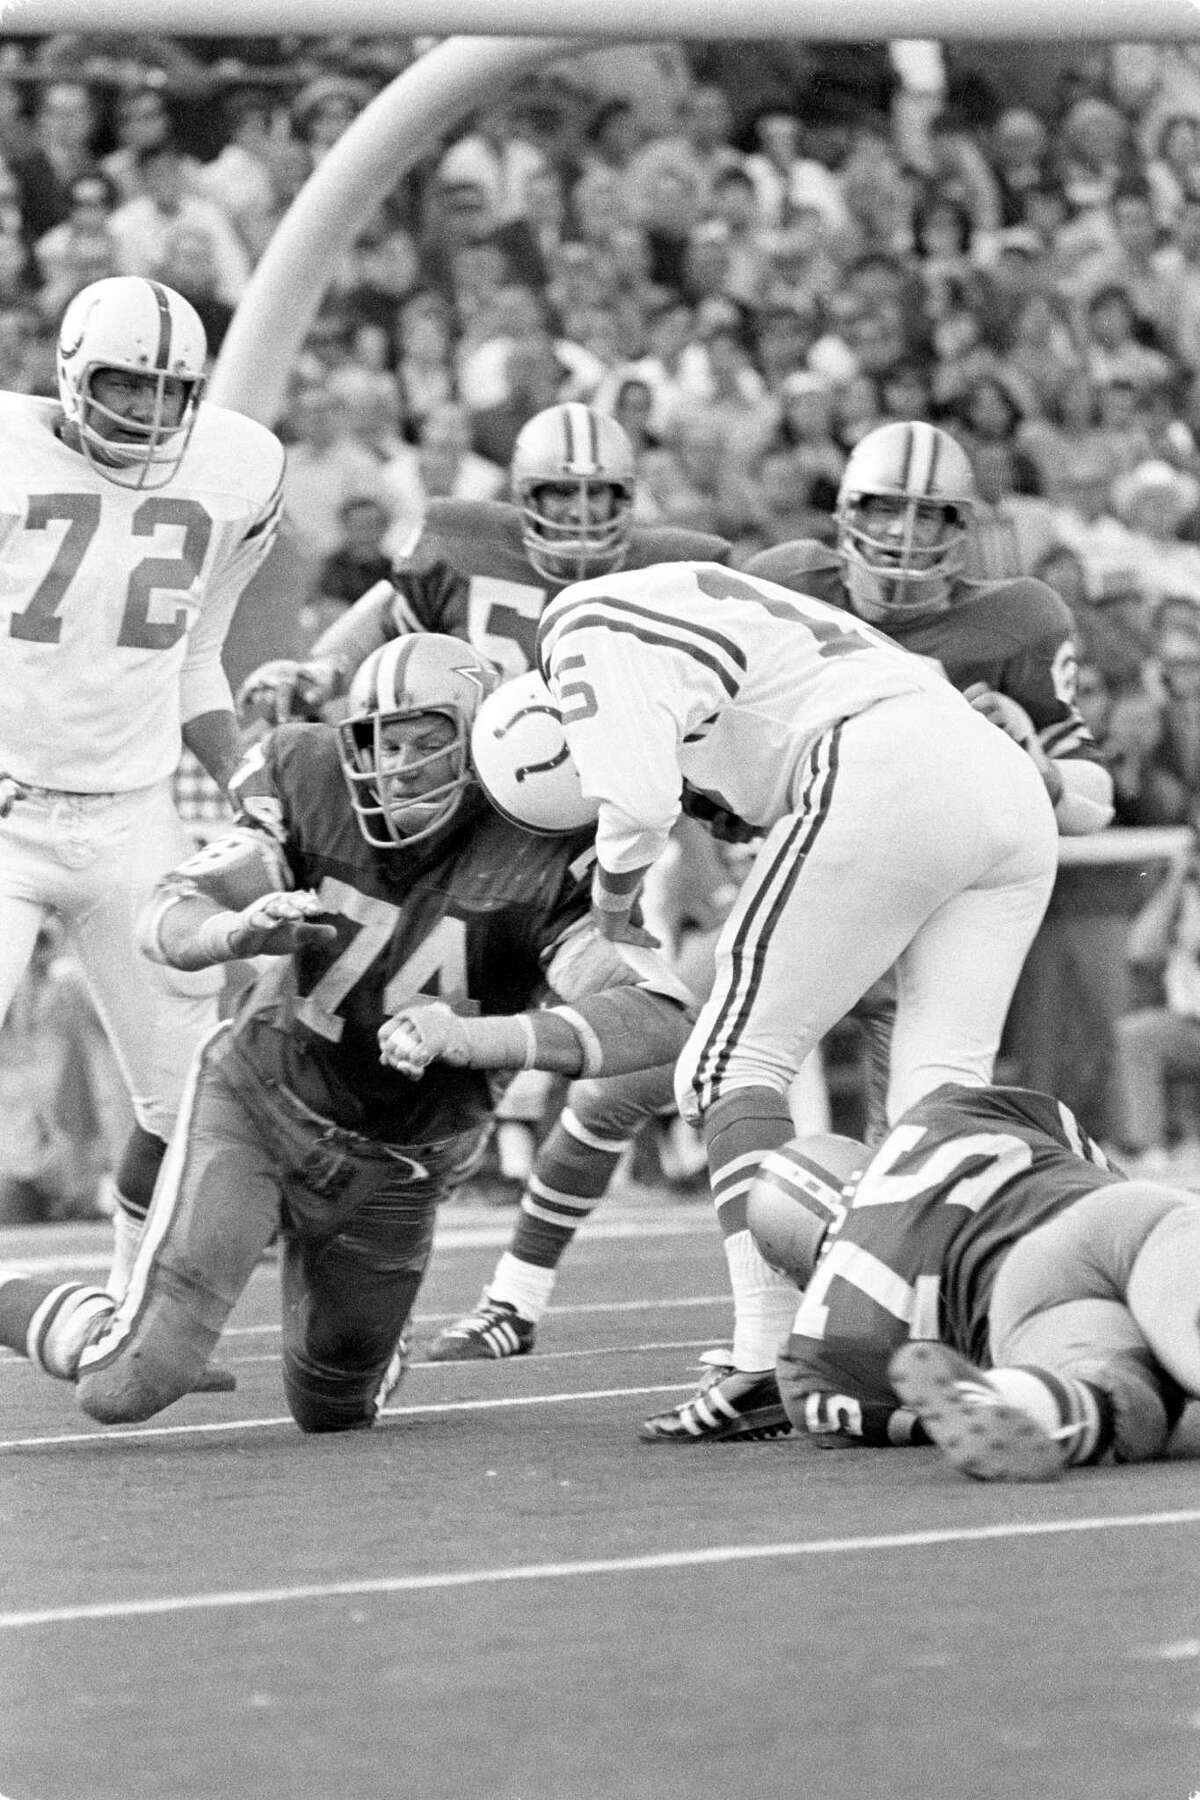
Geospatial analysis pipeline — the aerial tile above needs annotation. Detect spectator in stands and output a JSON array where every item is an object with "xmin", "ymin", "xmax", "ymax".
[
  {"xmin": 195, "ymin": 88, "xmax": 283, "ymax": 261},
  {"xmin": 378, "ymin": 400, "xmax": 505, "ymax": 555},
  {"xmin": 1005, "ymin": 290, "xmax": 1087, "ymax": 417},
  {"xmin": 1115, "ymin": 822, "xmax": 1200, "ymax": 1177},
  {"xmin": 392, "ymin": 290, "xmax": 457, "ymax": 436},
  {"xmin": 101, "ymin": 84, "xmax": 183, "ymax": 204},
  {"xmin": 11, "ymin": 80, "xmax": 101, "ymax": 245},
  {"xmin": 280, "ymin": 380, "xmax": 385, "ymax": 565},
  {"xmin": 419, "ymin": 175, "xmax": 548, "ymax": 311},
  {"xmin": 436, "ymin": 99, "xmax": 547, "ymax": 226},
  {"xmin": 987, "ymin": 106, "xmax": 1052, "ymax": 229},
  {"xmin": 33, "ymin": 169, "xmax": 120, "ymax": 317},
  {"xmin": 625, "ymin": 82, "xmax": 745, "ymax": 225},
  {"xmin": 1020, "ymin": 367, "xmax": 1133, "ymax": 519},
  {"xmin": 290, "ymin": 74, "xmax": 369, "ymax": 170},
  {"xmin": 1082, "ymin": 282, "xmax": 1175, "ymax": 394},
  {"xmin": 946, "ymin": 371, "xmax": 1043, "ymax": 493},
  {"xmin": 303, "ymin": 494, "xmax": 394, "ymax": 646},
  {"xmin": 1071, "ymin": 658, "xmax": 1171, "ymax": 825},
  {"xmin": 469, "ymin": 332, "xmax": 573, "ymax": 466},
  {"xmin": 763, "ymin": 370, "xmax": 846, "ymax": 493},
  {"xmin": 1069, "ymin": 459, "xmax": 1200, "ymax": 627},
  {"xmin": 109, "ymin": 137, "xmax": 252, "ymax": 305},
  {"xmin": 154, "ymin": 221, "xmax": 235, "ymax": 351},
  {"xmin": 743, "ymin": 108, "xmax": 851, "ymax": 235},
  {"xmin": 1146, "ymin": 112, "xmax": 1200, "ymax": 228},
  {"xmin": 963, "ymin": 440, "xmax": 1070, "ymax": 582}
]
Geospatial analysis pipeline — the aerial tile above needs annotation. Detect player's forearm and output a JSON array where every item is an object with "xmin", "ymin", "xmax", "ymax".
[
  {"xmin": 139, "ymin": 891, "xmax": 250, "ymax": 970},
  {"xmin": 380, "ymin": 988, "xmax": 692, "ymax": 1081},
  {"xmin": 181, "ymin": 708, "xmax": 243, "ymax": 797},
  {"xmin": 309, "ymin": 580, "xmax": 398, "ymax": 683}
]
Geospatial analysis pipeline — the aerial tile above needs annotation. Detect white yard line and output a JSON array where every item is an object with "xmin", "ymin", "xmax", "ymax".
[{"xmin": 2, "ymin": 1510, "xmax": 1198, "ymax": 1631}]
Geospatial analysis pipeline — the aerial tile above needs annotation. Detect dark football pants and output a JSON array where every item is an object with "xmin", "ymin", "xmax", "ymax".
[{"xmin": 77, "ymin": 1025, "xmax": 485, "ymax": 1432}]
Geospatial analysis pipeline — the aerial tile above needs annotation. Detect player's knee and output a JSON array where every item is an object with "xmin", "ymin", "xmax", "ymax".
[
  {"xmin": 283, "ymin": 1357, "xmax": 379, "ymax": 1434},
  {"xmin": 568, "ymin": 1066, "xmax": 673, "ymax": 1141}
]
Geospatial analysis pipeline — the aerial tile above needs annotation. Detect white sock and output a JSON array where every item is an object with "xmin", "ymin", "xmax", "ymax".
[
  {"xmin": 487, "ymin": 1253, "xmax": 557, "ymax": 1323},
  {"xmin": 724, "ymin": 1228, "xmax": 799, "ymax": 1371}
]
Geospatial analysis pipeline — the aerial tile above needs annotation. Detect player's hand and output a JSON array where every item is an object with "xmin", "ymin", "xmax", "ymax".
[
  {"xmin": 235, "ymin": 658, "xmax": 341, "ymax": 726},
  {"xmin": 962, "ymin": 682, "xmax": 1038, "ymax": 751},
  {"xmin": 216, "ymin": 890, "xmax": 338, "ymax": 959},
  {"xmin": 378, "ymin": 1001, "xmax": 472, "ymax": 1078},
  {"xmin": 0, "ymin": 774, "xmax": 28, "ymax": 818}
]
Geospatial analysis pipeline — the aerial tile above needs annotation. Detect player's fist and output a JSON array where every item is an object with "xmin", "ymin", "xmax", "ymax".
[
  {"xmin": 235, "ymin": 658, "xmax": 342, "ymax": 726},
  {"xmin": 378, "ymin": 1001, "xmax": 471, "ymax": 1077},
  {"xmin": 208, "ymin": 890, "xmax": 338, "ymax": 960}
]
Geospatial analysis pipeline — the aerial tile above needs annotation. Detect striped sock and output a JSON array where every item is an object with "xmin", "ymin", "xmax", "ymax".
[
  {"xmin": 986, "ymin": 1366, "xmax": 1111, "ymax": 1467},
  {"xmin": 21, "ymin": 1280, "xmax": 114, "ymax": 1381}
]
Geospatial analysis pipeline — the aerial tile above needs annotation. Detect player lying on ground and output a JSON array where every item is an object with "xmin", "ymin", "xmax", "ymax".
[{"xmin": 746, "ymin": 1081, "xmax": 1198, "ymax": 1479}]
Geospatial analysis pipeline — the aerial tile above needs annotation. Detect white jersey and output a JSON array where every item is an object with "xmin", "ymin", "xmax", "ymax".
[
  {"xmin": 537, "ymin": 561, "xmax": 959, "ymax": 873},
  {"xmin": 0, "ymin": 393, "xmax": 284, "ymax": 791}
]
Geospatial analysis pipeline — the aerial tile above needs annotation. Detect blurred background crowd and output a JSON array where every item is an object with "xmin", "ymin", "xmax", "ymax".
[{"xmin": 8, "ymin": 26, "xmax": 1200, "ymax": 1216}]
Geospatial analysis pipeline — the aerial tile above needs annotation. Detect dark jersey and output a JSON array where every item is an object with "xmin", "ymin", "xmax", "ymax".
[
  {"xmin": 322, "ymin": 501, "xmax": 733, "ymax": 681},
  {"xmin": 203, "ymin": 725, "xmax": 595, "ymax": 1142},
  {"xmin": 776, "ymin": 1084, "xmax": 1123, "ymax": 1445},
  {"xmin": 745, "ymin": 539, "xmax": 1099, "ymax": 763}
]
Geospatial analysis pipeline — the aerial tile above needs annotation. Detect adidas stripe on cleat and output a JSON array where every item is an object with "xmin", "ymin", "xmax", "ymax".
[
  {"xmin": 639, "ymin": 1354, "xmax": 792, "ymax": 1444},
  {"xmin": 427, "ymin": 1298, "xmax": 536, "ymax": 1361},
  {"xmin": 889, "ymin": 1341, "xmax": 1067, "ymax": 1483}
]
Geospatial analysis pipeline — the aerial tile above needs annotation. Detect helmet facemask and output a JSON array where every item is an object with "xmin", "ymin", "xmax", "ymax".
[
  {"xmin": 837, "ymin": 494, "xmax": 970, "ymax": 622},
  {"xmin": 509, "ymin": 401, "xmax": 638, "ymax": 584},
  {"xmin": 516, "ymin": 476, "xmax": 635, "ymax": 583},
  {"xmin": 337, "ymin": 635, "xmax": 500, "ymax": 851},
  {"xmin": 71, "ymin": 363, "xmax": 204, "ymax": 490},
  {"xmin": 338, "ymin": 704, "xmax": 474, "ymax": 850}
]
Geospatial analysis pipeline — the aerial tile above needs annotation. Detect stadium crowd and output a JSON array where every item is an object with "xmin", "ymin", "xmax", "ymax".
[{"xmin": 8, "ymin": 29, "xmax": 1200, "ymax": 1222}]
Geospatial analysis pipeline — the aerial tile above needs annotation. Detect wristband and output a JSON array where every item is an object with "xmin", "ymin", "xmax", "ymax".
[{"xmin": 194, "ymin": 910, "xmax": 242, "ymax": 961}]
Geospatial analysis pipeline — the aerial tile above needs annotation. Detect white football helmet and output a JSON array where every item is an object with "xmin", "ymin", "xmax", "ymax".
[
  {"xmin": 835, "ymin": 420, "xmax": 975, "ymax": 622},
  {"xmin": 510, "ymin": 402, "xmax": 636, "ymax": 584},
  {"xmin": 470, "ymin": 671, "xmax": 599, "ymax": 836},
  {"xmin": 338, "ymin": 634, "xmax": 501, "ymax": 849},
  {"xmin": 745, "ymin": 1132, "xmax": 867, "ymax": 1286},
  {"xmin": 56, "ymin": 277, "xmax": 208, "ymax": 489}
]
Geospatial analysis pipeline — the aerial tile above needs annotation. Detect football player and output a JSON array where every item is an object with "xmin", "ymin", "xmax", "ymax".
[
  {"xmin": 0, "ymin": 635, "xmax": 696, "ymax": 1432},
  {"xmin": 0, "ymin": 277, "xmax": 285, "ymax": 1353},
  {"xmin": 757, "ymin": 1082, "xmax": 1198, "ymax": 1480},
  {"xmin": 236, "ymin": 401, "xmax": 738, "ymax": 1363},
  {"xmin": 747, "ymin": 420, "xmax": 1114, "ymax": 837},
  {"xmin": 483, "ymin": 559, "xmax": 1060, "ymax": 1443}
]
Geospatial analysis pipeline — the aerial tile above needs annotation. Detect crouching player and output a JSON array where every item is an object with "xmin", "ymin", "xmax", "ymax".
[
  {"xmin": 0, "ymin": 634, "xmax": 695, "ymax": 1433},
  {"xmin": 750, "ymin": 1083, "xmax": 1197, "ymax": 1479}
]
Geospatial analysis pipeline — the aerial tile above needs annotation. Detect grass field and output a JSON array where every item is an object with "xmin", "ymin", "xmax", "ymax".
[{"xmin": 2, "ymin": 1188, "xmax": 1198, "ymax": 1800}]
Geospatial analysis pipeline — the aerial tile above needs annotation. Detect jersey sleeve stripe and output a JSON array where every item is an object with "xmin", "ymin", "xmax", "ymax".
[
  {"xmin": 548, "ymin": 611, "xmax": 744, "ymax": 699},
  {"xmin": 541, "ymin": 590, "xmax": 748, "ymax": 669}
]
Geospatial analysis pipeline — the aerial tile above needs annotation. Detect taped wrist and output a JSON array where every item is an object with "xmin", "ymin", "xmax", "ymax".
[
  {"xmin": 194, "ymin": 910, "xmax": 243, "ymax": 963},
  {"xmin": 454, "ymin": 1012, "xmax": 538, "ymax": 1070},
  {"xmin": 544, "ymin": 987, "xmax": 691, "ymax": 1078}
]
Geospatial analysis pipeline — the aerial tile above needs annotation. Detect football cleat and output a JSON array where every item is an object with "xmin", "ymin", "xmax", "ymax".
[
  {"xmin": 889, "ymin": 1341, "xmax": 1067, "ymax": 1482},
  {"xmin": 639, "ymin": 1349, "xmax": 792, "ymax": 1444},
  {"xmin": 427, "ymin": 1298, "xmax": 536, "ymax": 1362}
]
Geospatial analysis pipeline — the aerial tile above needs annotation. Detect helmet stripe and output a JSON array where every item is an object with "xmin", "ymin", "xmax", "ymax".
[
  {"xmin": 146, "ymin": 280, "xmax": 173, "ymax": 371},
  {"xmin": 897, "ymin": 421, "xmax": 915, "ymax": 493}
]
